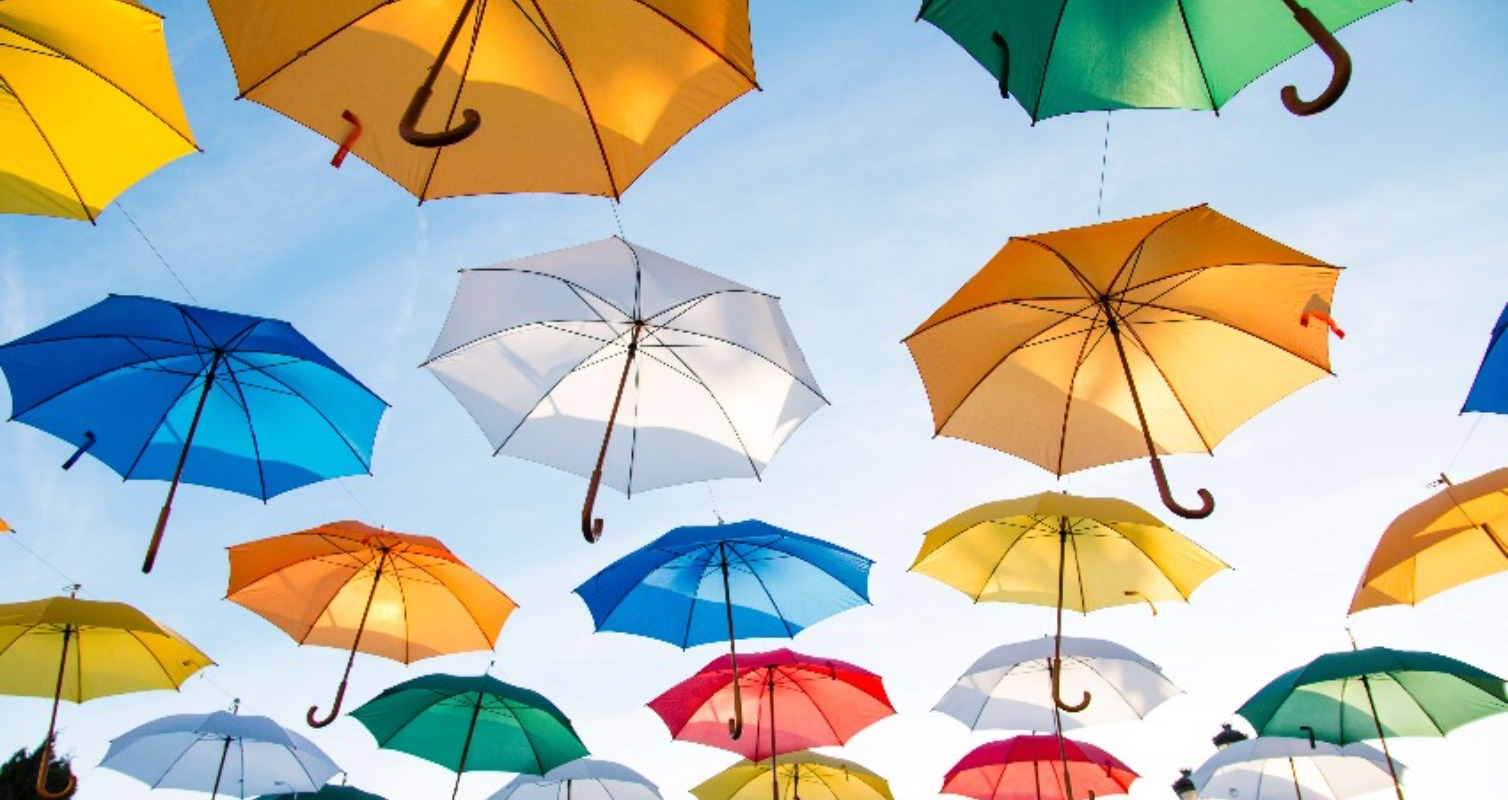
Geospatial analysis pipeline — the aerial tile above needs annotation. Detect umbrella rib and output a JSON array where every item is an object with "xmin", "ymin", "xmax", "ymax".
[
  {"xmin": 1174, "ymin": 0, "xmax": 1221, "ymax": 110},
  {"xmin": 1115, "ymin": 315, "xmax": 1217, "ymax": 455},
  {"xmin": 527, "ymin": 0, "xmax": 622, "ymax": 198},
  {"xmin": 233, "ymin": 6, "xmax": 391, "ymax": 98},
  {"xmin": 486, "ymin": 329, "xmax": 630, "ymax": 456},
  {"xmin": 650, "ymin": 322, "xmax": 828, "ymax": 403},
  {"xmin": 641, "ymin": 329, "xmax": 765, "ymax": 481},
  {"xmin": 974, "ymin": 518, "xmax": 1051, "ymax": 601},
  {"xmin": 1124, "ymin": 294, "xmax": 1338, "ymax": 373},
  {"xmin": 119, "ymin": 364, "xmax": 210, "ymax": 481},
  {"xmin": 1029, "ymin": 0, "xmax": 1075, "ymax": 121},
  {"xmin": 673, "ymin": 547, "xmax": 714, "ymax": 648},
  {"xmin": 124, "ymin": 627, "xmax": 195, "ymax": 692},
  {"xmin": 506, "ymin": 0, "xmax": 566, "ymax": 57},
  {"xmin": 217, "ymin": 356, "xmax": 271, "ymax": 500},
  {"xmin": 1066, "ymin": 526, "xmax": 1089, "ymax": 614},
  {"xmin": 1109, "ymin": 526, "xmax": 1202, "ymax": 601},
  {"xmin": 224, "ymin": 352, "xmax": 378, "ymax": 474},
  {"xmin": 626, "ymin": 330, "xmax": 643, "ymax": 496},
  {"xmin": 904, "ymin": 295, "xmax": 1101, "ymax": 341},
  {"xmin": 730, "ymin": 545, "xmax": 797, "ymax": 638},
  {"xmin": 0, "ymin": 74, "xmax": 95, "ymax": 221},
  {"xmin": 2, "ymin": 338, "xmax": 208, "ymax": 419},
  {"xmin": 1105, "ymin": 206, "xmax": 1200, "ymax": 294},
  {"xmin": 417, "ymin": 557, "xmax": 506, "ymax": 647},
  {"xmin": 1388, "ymin": 672, "xmax": 1450, "ymax": 735},
  {"xmin": 625, "ymin": 0, "xmax": 759, "ymax": 87},
  {"xmin": 1054, "ymin": 303, "xmax": 1110, "ymax": 475}
]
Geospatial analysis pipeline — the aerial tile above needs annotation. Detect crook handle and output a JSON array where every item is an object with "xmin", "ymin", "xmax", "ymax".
[
  {"xmin": 1150, "ymin": 457, "xmax": 1215, "ymax": 519},
  {"xmin": 582, "ymin": 468, "xmax": 605, "ymax": 543},
  {"xmin": 1051, "ymin": 657, "xmax": 1091, "ymax": 712},
  {"xmin": 1299, "ymin": 724, "xmax": 1317, "ymax": 749},
  {"xmin": 727, "ymin": 679, "xmax": 745, "ymax": 739},
  {"xmin": 307, "ymin": 679, "xmax": 349, "ymax": 728},
  {"xmin": 399, "ymin": 85, "xmax": 481, "ymax": 148},
  {"xmin": 34, "ymin": 739, "xmax": 76, "ymax": 799},
  {"xmin": 60, "ymin": 432, "xmax": 95, "ymax": 470},
  {"xmin": 1279, "ymin": 0, "xmax": 1352, "ymax": 116},
  {"xmin": 989, "ymin": 32, "xmax": 1011, "ymax": 98},
  {"xmin": 1123, "ymin": 590, "xmax": 1159, "ymax": 616},
  {"xmin": 331, "ymin": 110, "xmax": 364, "ymax": 167}
]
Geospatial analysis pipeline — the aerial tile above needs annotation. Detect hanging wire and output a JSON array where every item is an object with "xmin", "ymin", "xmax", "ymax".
[
  {"xmin": 114, "ymin": 202, "xmax": 198, "ymax": 304},
  {"xmin": 1095, "ymin": 111, "xmax": 1113, "ymax": 220},
  {"xmin": 608, "ymin": 197, "xmax": 627, "ymax": 241},
  {"xmin": 1443, "ymin": 415, "xmax": 1484, "ymax": 475},
  {"xmin": 335, "ymin": 477, "xmax": 376, "ymax": 523},
  {"xmin": 706, "ymin": 482, "xmax": 724, "ymax": 524},
  {"xmin": 2, "ymin": 533, "xmax": 78, "ymax": 587}
]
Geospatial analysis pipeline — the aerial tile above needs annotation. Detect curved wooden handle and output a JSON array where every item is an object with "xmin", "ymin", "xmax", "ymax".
[
  {"xmin": 1150, "ymin": 457, "xmax": 1215, "ymax": 519},
  {"xmin": 34, "ymin": 739, "xmax": 75, "ymax": 799},
  {"xmin": 727, "ymin": 678, "xmax": 744, "ymax": 739},
  {"xmin": 1299, "ymin": 724, "xmax": 1317, "ymax": 748},
  {"xmin": 307, "ymin": 679, "xmax": 349, "ymax": 728},
  {"xmin": 399, "ymin": 85, "xmax": 481, "ymax": 148},
  {"xmin": 1280, "ymin": 0, "xmax": 1353, "ymax": 116},
  {"xmin": 1124, "ymin": 590, "xmax": 1159, "ymax": 616},
  {"xmin": 1051, "ymin": 657, "xmax": 1091, "ymax": 713},
  {"xmin": 582, "ymin": 469, "xmax": 605, "ymax": 543}
]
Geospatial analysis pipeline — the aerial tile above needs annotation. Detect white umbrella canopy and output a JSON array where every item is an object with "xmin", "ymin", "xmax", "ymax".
[
  {"xmin": 1190, "ymin": 737, "xmax": 1404, "ymax": 800},
  {"xmin": 422, "ymin": 237, "xmax": 827, "ymax": 540},
  {"xmin": 487, "ymin": 758, "xmax": 661, "ymax": 800},
  {"xmin": 934, "ymin": 635, "xmax": 1182, "ymax": 732},
  {"xmin": 100, "ymin": 709, "xmax": 341, "ymax": 798}
]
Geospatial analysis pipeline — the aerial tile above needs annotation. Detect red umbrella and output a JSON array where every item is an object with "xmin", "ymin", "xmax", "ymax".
[
  {"xmin": 943, "ymin": 736, "xmax": 1138, "ymax": 800},
  {"xmin": 648, "ymin": 648, "xmax": 894, "ymax": 762}
]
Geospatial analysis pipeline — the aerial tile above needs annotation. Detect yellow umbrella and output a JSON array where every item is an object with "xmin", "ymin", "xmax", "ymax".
[
  {"xmin": 0, "ymin": 591, "xmax": 214, "ymax": 798},
  {"xmin": 206, "ymin": 0, "xmax": 757, "ymax": 200},
  {"xmin": 1350, "ymin": 469, "xmax": 1508, "ymax": 613},
  {"xmin": 0, "ymin": 0, "xmax": 197, "ymax": 222},
  {"xmin": 911, "ymin": 492, "xmax": 1228, "ymax": 714},
  {"xmin": 692, "ymin": 751, "xmax": 892, "ymax": 800},
  {"xmin": 903, "ymin": 205, "xmax": 1342, "ymax": 519}
]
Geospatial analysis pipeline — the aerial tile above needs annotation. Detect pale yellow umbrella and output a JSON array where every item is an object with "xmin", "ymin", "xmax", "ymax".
[
  {"xmin": 206, "ymin": 0, "xmax": 757, "ymax": 200},
  {"xmin": 903, "ymin": 205, "xmax": 1342, "ymax": 519},
  {"xmin": 692, "ymin": 751, "xmax": 892, "ymax": 800},
  {"xmin": 1350, "ymin": 468, "xmax": 1508, "ymax": 613},
  {"xmin": 0, "ymin": 0, "xmax": 197, "ymax": 222}
]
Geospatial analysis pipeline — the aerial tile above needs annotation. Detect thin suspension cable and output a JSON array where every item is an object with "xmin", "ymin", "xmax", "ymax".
[
  {"xmin": 1444, "ymin": 415, "xmax": 1484, "ymax": 474},
  {"xmin": 1095, "ymin": 111, "xmax": 1112, "ymax": 219},
  {"xmin": 115, "ymin": 202, "xmax": 198, "ymax": 303},
  {"xmin": 335, "ymin": 477, "xmax": 376, "ymax": 523},
  {"xmin": 608, "ymin": 197, "xmax": 627, "ymax": 240},
  {"xmin": 706, "ymin": 482, "xmax": 724, "ymax": 524}
]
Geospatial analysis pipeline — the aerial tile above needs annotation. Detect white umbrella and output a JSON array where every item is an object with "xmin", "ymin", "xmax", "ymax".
[
  {"xmin": 422, "ymin": 237, "xmax": 827, "ymax": 542},
  {"xmin": 1190, "ymin": 736, "xmax": 1404, "ymax": 800},
  {"xmin": 100, "ymin": 708, "xmax": 341, "ymax": 798},
  {"xmin": 487, "ymin": 758, "xmax": 661, "ymax": 800},
  {"xmin": 934, "ymin": 635, "xmax": 1182, "ymax": 732}
]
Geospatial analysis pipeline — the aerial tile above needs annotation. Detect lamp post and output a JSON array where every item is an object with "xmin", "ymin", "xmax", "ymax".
[
  {"xmin": 1212, "ymin": 723, "xmax": 1249, "ymax": 749},
  {"xmin": 1171, "ymin": 768, "xmax": 1197, "ymax": 800}
]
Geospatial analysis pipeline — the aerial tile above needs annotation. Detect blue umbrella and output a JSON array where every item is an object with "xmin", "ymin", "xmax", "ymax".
[
  {"xmin": 572, "ymin": 519, "xmax": 872, "ymax": 736},
  {"xmin": 0, "ymin": 294, "xmax": 387, "ymax": 572},
  {"xmin": 254, "ymin": 784, "xmax": 387, "ymax": 800},
  {"xmin": 1463, "ymin": 303, "xmax": 1508, "ymax": 413}
]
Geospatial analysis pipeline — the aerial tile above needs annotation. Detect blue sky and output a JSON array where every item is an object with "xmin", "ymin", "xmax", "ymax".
[{"xmin": 3, "ymin": 1, "xmax": 1508, "ymax": 799}]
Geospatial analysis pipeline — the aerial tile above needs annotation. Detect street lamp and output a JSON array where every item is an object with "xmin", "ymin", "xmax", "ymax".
[
  {"xmin": 1212, "ymin": 722, "xmax": 1248, "ymax": 749},
  {"xmin": 1171, "ymin": 768, "xmax": 1197, "ymax": 800}
]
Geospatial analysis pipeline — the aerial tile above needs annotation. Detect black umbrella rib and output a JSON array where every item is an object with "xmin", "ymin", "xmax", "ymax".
[
  {"xmin": 217, "ymin": 357, "xmax": 270, "ymax": 500},
  {"xmin": 1054, "ymin": 303, "xmax": 1111, "ymax": 475},
  {"xmin": 973, "ymin": 516, "xmax": 1053, "ymax": 602},
  {"xmin": 1114, "ymin": 320, "xmax": 1217, "ymax": 455},
  {"xmin": 487, "ymin": 328, "xmax": 633, "ymax": 455},
  {"xmin": 626, "ymin": 0, "xmax": 759, "ymax": 87},
  {"xmin": 1122, "ymin": 290, "xmax": 1340, "ymax": 372},
  {"xmin": 730, "ymin": 545, "xmax": 798, "ymax": 638},
  {"xmin": 625, "ymin": 335, "xmax": 643, "ymax": 495},
  {"xmin": 248, "ymin": 362, "xmax": 377, "ymax": 475},
  {"xmin": 507, "ymin": 0, "xmax": 565, "ymax": 57},
  {"xmin": 1030, "ymin": 0, "xmax": 1076, "ymax": 121},
  {"xmin": 234, "ymin": 3, "xmax": 395, "ymax": 98},
  {"xmin": 1174, "ymin": 1, "xmax": 1221, "ymax": 111},
  {"xmin": 905, "ymin": 294, "xmax": 1103, "ymax": 339},
  {"xmin": 527, "ymin": 0, "xmax": 622, "ymax": 198},
  {"xmin": 650, "ymin": 323, "xmax": 827, "ymax": 403},
  {"xmin": 1105, "ymin": 206, "xmax": 1200, "ymax": 295},
  {"xmin": 119, "ymin": 368, "xmax": 211, "ymax": 481},
  {"xmin": 645, "ymin": 331, "xmax": 763, "ymax": 482},
  {"xmin": 1120, "ymin": 261, "xmax": 1342, "ymax": 299},
  {"xmin": 0, "ymin": 74, "xmax": 94, "ymax": 221},
  {"xmin": 418, "ymin": 0, "xmax": 488, "ymax": 201},
  {"xmin": 461, "ymin": 268, "xmax": 631, "ymax": 321}
]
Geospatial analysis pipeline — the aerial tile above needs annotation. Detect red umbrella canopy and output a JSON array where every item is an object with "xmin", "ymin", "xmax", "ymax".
[
  {"xmin": 942, "ymin": 736, "xmax": 1138, "ymax": 800},
  {"xmin": 647, "ymin": 648, "xmax": 894, "ymax": 761}
]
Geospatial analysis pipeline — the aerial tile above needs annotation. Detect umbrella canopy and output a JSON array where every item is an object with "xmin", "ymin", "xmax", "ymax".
[
  {"xmin": 351, "ymin": 673, "xmax": 589, "ymax": 800},
  {"xmin": 648, "ymin": 648, "xmax": 894, "ymax": 763},
  {"xmin": 935, "ymin": 635, "xmax": 1182, "ymax": 732},
  {"xmin": 206, "ymin": 0, "xmax": 756, "ymax": 199},
  {"xmin": 1189, "ymin": 737, "xmax": 1403, "ymax": 800},
  {"xmin": 227, "ymin": 520, "xmax": 517, "ymax": 726},
  {"xmin": 102, "ymin": 709, "xmax": 342, "ymax": 799},
  {"xmin": 0, "ymin": 294, "xmax": 388, "ymax": 572},
  {"xmin": 488, "ymin": 759, "xmax": 660, "ymax": 800},
  {"xmin": 941, "ymin": 735, "xmax": 1137, "ymax": 800},
  {"xmin": 422, "ymin": 238, "xmax": 826, "ymax": 541},
  {"xmin": 0, "ymin": 593, "xmax": 214, "ymax": 798},
  {"xmin": 1350, "ymin": 467, "xmax": 1508, "ymax": 612},
  {"xmin": 1462, "ymin": 302, "xmax": 1508, "ymax": 414},
  {"xmin": 903, "ymin": 205, "xmax": 1341, "ymax": 519},
  {"xmin": 918, "ymin": 0, "xmax": 1404, "ymax": 118},
  {"xmin": 0, "ymin": 0, "xmax": 196, "ymax": 222},
  {"xmin": 255, "ymin": 787, "xmax": 387, "ymax": 800},
  {"xmin": 692, "ymin": 751, "xmax": 892, "ymax": 800}
]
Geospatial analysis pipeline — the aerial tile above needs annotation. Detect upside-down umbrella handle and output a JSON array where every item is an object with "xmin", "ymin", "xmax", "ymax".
[
  {"xmin": 1051, "ymin": 657, "xmax": 1091, "ymax": 713},
  {"xmin": 307, "ymin": 679, "xmax": 349, "ymax": 728},
  {"xmin": 582, "ymin": 469, "xmax": 605, "ymax": 543},
  {"xmin": 1278, "ymin": 0, "xmax": 1353, "ymax": 116},
  {"xmin": 34, "ymin": 738, "xmax": 75, "ymax": 799},
  {"xmin": 1299, "ymin": 725, "xmax": 1317, "ymax": 748},
  {"xmin": 989, "ymin": 31, "xmax": 1011, "ymax": 98},
  {"xmin": 727, "ymin": 679, "xmax": 745, "ymax": 739},
  {"xmin": 1150, "ymin": 457, "xmax": 1215, "ymax": 519},
  {"xmin": 399, "ymin": 86, "xmax": 481, "ymax": 148}
]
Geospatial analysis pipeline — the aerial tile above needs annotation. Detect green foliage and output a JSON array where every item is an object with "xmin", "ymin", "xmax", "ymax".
[{"xmin": 0, "ymin": 736, "xmax": 76, "ymax": 800}]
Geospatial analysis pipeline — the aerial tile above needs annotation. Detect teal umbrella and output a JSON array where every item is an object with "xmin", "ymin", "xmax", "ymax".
[
  {"xmin": 1236, "ymin": 646, "xmax": 1508, "ymax": 800},
  {"xmin": 917, "ymin": 0, "xmax": 1406, "ymax": 118},
  {"xmin": 255, "ymin": 786, "xmax": 387, "ymax": 800},
  {"xmin": 351, "ymin": 673, "xmax": 589, "ymax": 800}
]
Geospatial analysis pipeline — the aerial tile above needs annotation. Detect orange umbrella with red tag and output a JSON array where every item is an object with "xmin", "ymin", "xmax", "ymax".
[{"xmin": 227, "ymin": 520, "xmax": 516, "ymax": 727}]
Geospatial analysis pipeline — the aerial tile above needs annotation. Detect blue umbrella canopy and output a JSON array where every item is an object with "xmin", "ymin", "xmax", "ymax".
[
  {"xmin": 572, "ymin": 519, "xmax": 873, "ymax": 648},
  {"xmin": 0, "ymin": 294, "xmax": 387, "ymax": 571},
  {"xmin": 1463, "ymin": 302, "xmax": 1508, "ymax": 413}
]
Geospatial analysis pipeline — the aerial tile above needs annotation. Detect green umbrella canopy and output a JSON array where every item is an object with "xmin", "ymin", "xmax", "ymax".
[
  {"xmin": 255, "ymin": 786, "xmax": 387, "ymax": 800},
  {"xmin": 917, "ymin": 0, "xmax": 1404, "ymax": 120},
  {"xmin": 1236, "ymin": 647, "xmax": 1508, "ymax": 744},
  {"xmin": 350, "ymin": 673, "xmax": 589, "ymax": 776}
]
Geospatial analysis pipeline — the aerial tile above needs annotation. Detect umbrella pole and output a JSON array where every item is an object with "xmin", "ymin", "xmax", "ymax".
[
  {"xmin": 1100, "ymin": 306, "xmax": 1215, "ymax": 519},
  {"xmin": 309, "ymin": 549, "xmax": 389, "ymax": 727},
  {"xmin": 144, "ymin": 353, "xmax": 222, "ymax": 573},
  {"xmin": 1288, "ymin": 756, "xmax": 1304, "ymax": 800},
  {"xmin": 1359, "ymin": 674, "xmax": 1407, "ymax": 800},
  {"xmin": 769, "ymin": 671, "xmax": 779, "ymax": 800},
  {"xmin": 451, "ymin": 689, "xmax": 487, "ymax": 800},
  {"xmin": 398, "ymin": 0, "xmax": 482, "ymax": 146},
  {"xmin": 35, "ymin": 624, "xmax": 76, "ymax": 800},
  {"xmin": 1051, "ymin": 522, "xmax": 1090, "ymax": 713},
  {"xmin": 208, "ymin": 735, "xmax": 233, "ymax": 800},
  {"xmin": 582, "ymin": 322, "xmax": 643, "ymax": 543},
  {"xmin": 720, "ymin": 542, "xmax": 745, "ymax": 739}
]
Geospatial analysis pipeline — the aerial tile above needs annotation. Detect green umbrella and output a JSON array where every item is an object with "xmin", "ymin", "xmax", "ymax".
[
  {"xmin": 351, "ymin": 673, "xmax": 589, "ymax": 800},
  {"xmin": 917, "ymin": 0, "xmax": 1405, "ymax": 118},
  {"xmin": 254, "ymin": 786, "xmax": 388, "ymax": 800},
  {"xmin": 1236, "ymin": 646, "xmax": 1508, "ymax": 800}
]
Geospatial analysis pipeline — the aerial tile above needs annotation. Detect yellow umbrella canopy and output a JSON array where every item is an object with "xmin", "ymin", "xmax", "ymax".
[
  {"xmin": 0, "ymin": 0, "xmax": 197, "ymax": 222},
  {"xmin": 0, "ymin": 593, "xmax": 214, "ymax": 798},
  {"xmin": 1351, "ymin": 469, "xmax": 1508, "ymax": 613},
  {"xmin": 904, "ymin": 205, "xmax": 1341, "ymax": 519},
  {"xmin": 227, "ymin": 520, "xmax": 518, "ymax": 727},
  {"xmin": 206, "ymin": 0, "xmax": 757, "ymax": 200},
  {"xmin": 692, "ymin": 751, "xmax": 892, "ymax": 800}
]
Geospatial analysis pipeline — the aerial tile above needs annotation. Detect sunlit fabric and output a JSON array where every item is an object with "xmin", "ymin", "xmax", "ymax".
[
  {"xmin": 0, "ymin": 294, "xmax": 387, "ymax": 499},
  {"xmin": 424, "ymin": 238, "xmax": 826, "ymax": 495},
  {"xmin": 207, "ymin": 0, "xmax": 757, "ymax": 199},
  {"xmin": 942, "ymin": 735, "xmax": 1138, "ymax": 800},
  {"xmin": 573, "ymin": 519, "xmax": 872, "ymax": 648},
  {"xmin": 490, "ymin": 759, "xmax": 660, "ymax": 800},
  {"xmin": 1190, "ymin": 737, "xmax": 1402, "ymax": 800},
  {"xmin": 0, "ymin": 0, "xmax": 196, "ymax": 221},
  {"xmin": 1462, "ymin": 302, "xmax": 1508, "ymax": 413},
  {"xmin": 692, "ymin": 751, "xmax": 892, "ymax": 800},
  {"xmin": 102, "ymin": 711, "xmax": 342, "ymax": 796}
]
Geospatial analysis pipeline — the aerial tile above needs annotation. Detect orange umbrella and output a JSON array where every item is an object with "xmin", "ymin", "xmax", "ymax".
[
  {"xmin": 1350, "ymin": 469, "xmax": 1508, "ymax": 613},
  {"xmin": 227, "ymin": 520, "xmax": 516, "ymax": 727}
]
